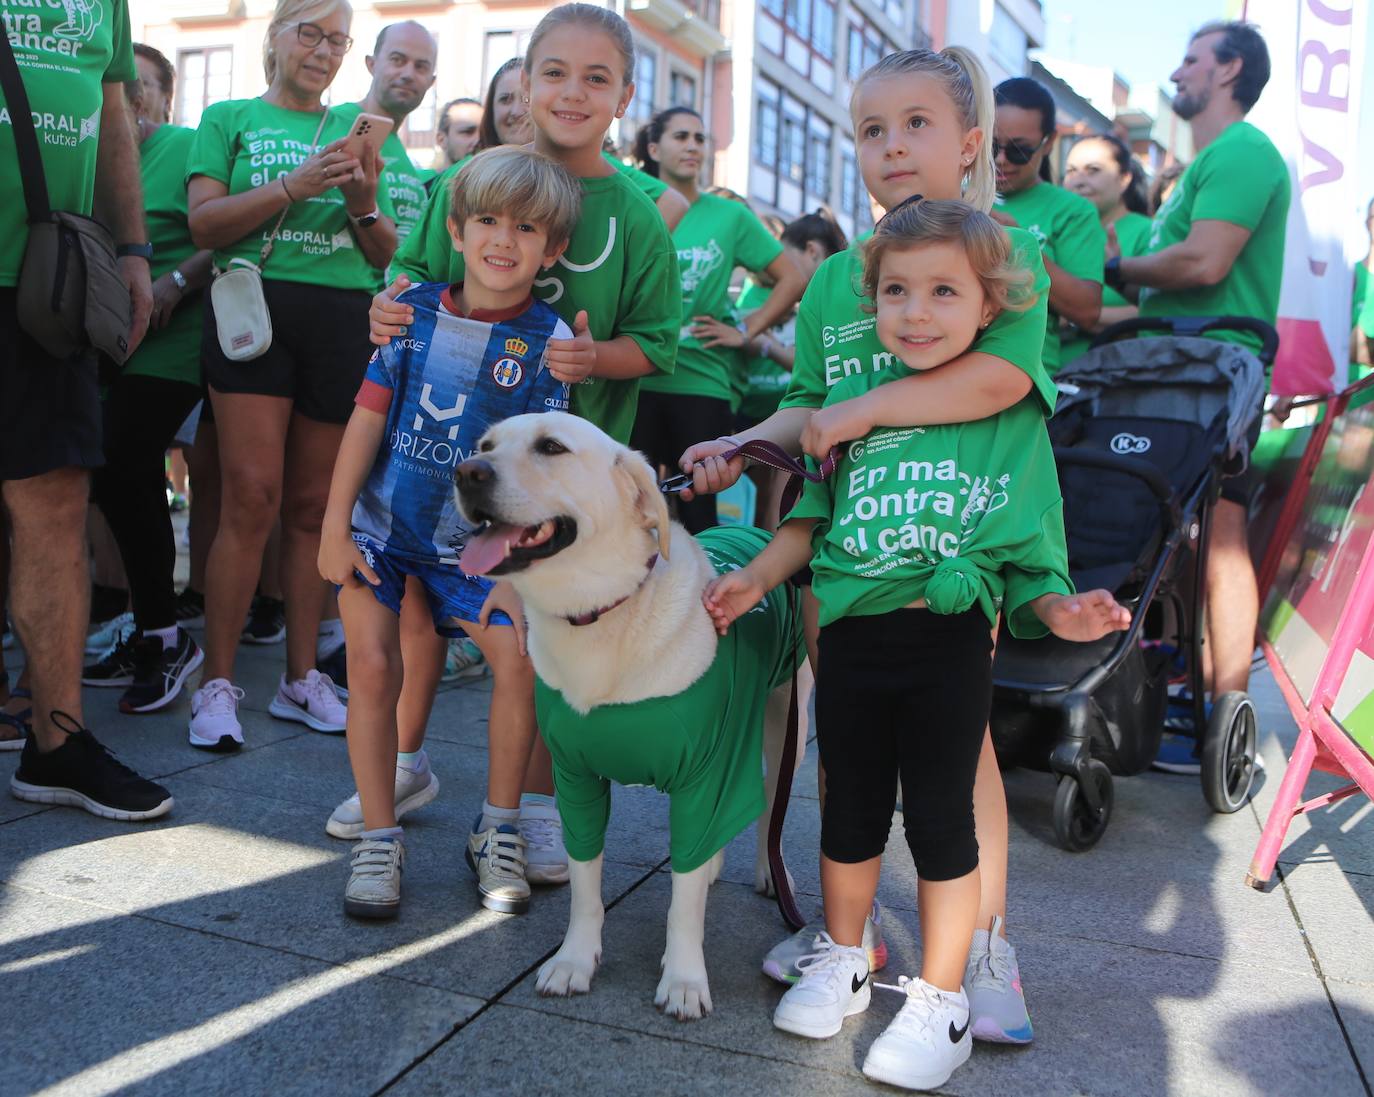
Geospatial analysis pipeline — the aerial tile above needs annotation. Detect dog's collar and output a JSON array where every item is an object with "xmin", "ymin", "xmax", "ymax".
[{"xmin": 566, "ymin": 554, "xmax": 659, "ymax": 626}]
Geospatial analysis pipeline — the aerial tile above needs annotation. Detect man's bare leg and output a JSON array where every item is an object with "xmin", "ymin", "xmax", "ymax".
[{"xmin": 1206, "ymin": 498, "xmax": 1257, "ymax": 696}]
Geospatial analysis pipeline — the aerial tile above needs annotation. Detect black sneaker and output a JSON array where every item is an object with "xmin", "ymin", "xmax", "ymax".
[
  {"xmin": 119, "ymin": 631, "xmax": 206, "ymax": 715},
  {"xmin": 174, "ymin": 587, "xmax": 205, "ymax": 629},
  {"xmin": 317, "ymin": 643, "xmax": 349, "ymax": 698},
  {"xmin": 242, "ymin": 595, "xmax": 286, "ymax": 645},
  {"xmin": 10, "ymin": 712, "xmax": 173, "ymax": 820},
  {"xmin": 82, "ymin": 632, "xmax": 142, "ymax": 687}
]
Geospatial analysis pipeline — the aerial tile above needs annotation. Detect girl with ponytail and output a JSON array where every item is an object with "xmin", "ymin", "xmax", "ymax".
[{"xmin": 676, "ymin": 44, "xmax": 1054, "ymax": 1060}]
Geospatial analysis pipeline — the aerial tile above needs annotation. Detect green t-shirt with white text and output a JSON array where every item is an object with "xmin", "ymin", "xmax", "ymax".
[
  {"xmin": 641, "ymin": 192, "xmax": 782, "ymax": 405},
  {"xmin": 1061, "ymin": 209, "xmax": 1152, "ymax": 367},
  {"xmin": 778, "ymin": 229, "xmax": 1057, "ymax": 416},
  {"xmin": 123, "ymin": 124, "xmax": 200, "ymax": 385},
  {"xmin": 186, "ymin": 98, "xmax": 397, "ymax": 292},
  {"xmin": 392, "ymin": 160, "xmax": 680, "ymax": 444},
  {"xmin": 789, "ymin": 366, "xmax": 1072, "ymax": 635},
  {"xmin": 1138, "ymin": 121, "xmax": 1291, "ymax": 359},
  {"xmin": 995, "ymin": 182, "xmax": 1105, "ymax": 374},
  {"xmin": 331, "ymin": 103, "xmax": 426, "ymax": 246},
  {"xmin": 0, "ymin": 0, "xmax": 136, "ymax": 287}
]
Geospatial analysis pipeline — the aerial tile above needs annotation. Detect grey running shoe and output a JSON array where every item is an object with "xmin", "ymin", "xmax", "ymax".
[
  {"xmin": 762, "ymin": 899, "xmax": 887, "ymax": 984},
  {"xmin": 964, "ymin": 915, "xmax": 1033, "ymax": 1043}
]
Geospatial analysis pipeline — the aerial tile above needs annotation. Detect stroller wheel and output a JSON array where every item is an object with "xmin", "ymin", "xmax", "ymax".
[
  {"xmin": 1202, "ymin": 691, "xmax": 1257, "ymax": 813},
  {"xmin": 1052, "ymin": 760, "xmax": 1114, "ymax": 852}
]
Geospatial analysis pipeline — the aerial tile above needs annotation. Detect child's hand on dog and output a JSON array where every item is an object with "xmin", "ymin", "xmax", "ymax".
[
  {"xmin": 702, "ymin": 570, "xmax": 767, "ymax": 635},
  {"xmin": 479, "ymin": 581, "xmax": 528, "ymax": 656},
  {"xmin": 318, "ymin": 532, "xmax": 380, "ymax": 589},
  {"xmin": 1032, "ymin": 590, "xmax": 1131, "ymax": 643}
]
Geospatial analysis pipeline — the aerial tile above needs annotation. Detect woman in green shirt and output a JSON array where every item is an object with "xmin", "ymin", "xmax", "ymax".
[
  {"xmin": 186, "ymin": 0, "xmax": 398, "ymax": 749},
  {"xmin": 83, "ymin": 44, "xmax": 213, "ymax": 715},
  {"xmin": 630, "ymin": 106, "xmax": 806, "ymax": 531},
  {"xmin": 990, "ymin": 78, "xmax": 1105, "ymax": 374},
  {"xmin": 1060, "ymin": 134, "xmax": 1153, "ymax": 365}
]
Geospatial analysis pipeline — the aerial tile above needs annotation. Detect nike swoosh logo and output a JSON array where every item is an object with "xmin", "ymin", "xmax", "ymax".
[
  {"xmin": 949, "ymin": 1016, "xmax": 970, "ymax": 1043},
  {"xmin": 852, "ymin": 972, "xmax": 867, "ymax": 994}
]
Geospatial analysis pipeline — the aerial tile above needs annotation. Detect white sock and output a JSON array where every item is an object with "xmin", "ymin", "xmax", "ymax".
[
  {"xmin": 480, "ymin": 801, "xmax": 520, "ymax": 832},
  {"xmin": 317, "ymin": 618, "xmax": 345, "ymax": 659},
  {"xmin": 397, "ymin": 749, "xmax": 426, "ymax": 772},
  {"xmin": 147, "ymin": 625, "xmax": 178, "ymax": 650}
]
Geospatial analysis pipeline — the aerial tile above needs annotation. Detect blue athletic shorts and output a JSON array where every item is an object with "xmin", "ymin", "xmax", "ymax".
[{"xmin": 348, "ymin": 533, "xmax": 512, "ymax": 637}]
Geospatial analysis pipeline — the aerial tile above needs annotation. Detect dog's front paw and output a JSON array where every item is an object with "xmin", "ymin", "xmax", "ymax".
[
  {"xmin": 536, "ymin": 945, "xmax": 600, "ymax": 997},
  {"xmin": 655, "ymin": 965, "xmax": 713, "ymax": 1020}
]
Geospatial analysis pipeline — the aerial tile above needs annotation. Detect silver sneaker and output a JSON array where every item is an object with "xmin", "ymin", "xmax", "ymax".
[
  {"xmin": 762, "ymin": 899, "xmax": 887, "ymax": 984},
  {"xmin": 344, "ymin": 837, "xmax": 405, "ymax": 919},
  {"xmin": 964, "ymin": 914, "xmax": 1033, "ymax": 1043},
  {"xmin": 325, "ymin": 755, "xmax": 440, "ymax": 839},
  {"xmin": 465, "ymin": 820, "xmax": 530, "ymax": 913},
  {"xmin": 520, "ymin": 800, "xmax": 570, "ymax": 885}
]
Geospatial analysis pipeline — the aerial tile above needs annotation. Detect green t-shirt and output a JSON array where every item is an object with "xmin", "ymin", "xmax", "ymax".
[
  {"xmin": 641, "ymin": 192, "xmax": 782, "ymax": 405},
  {"xmin": 535, "ymin": 525, "xmax": 804, "ymax": 873},
  {"xmin": 778, "ymin": 229, "xmax": 1058, "ymax": 416},
  {"xmin": 608, "ymin": 152, "xmax": 668, "ymax": 201},
  {"xmin": 1061, "ymin": 210, "xmax": 1152, "ymax": 367},
  {"xmin": 0, "ymin": 0, "xmax": 136, "ymax": 287},
  {"xmin": 331, "ymin": 103, "xmax": 426, "ymax": 247},
  {"xmin": 123, "ymin": 124, "xmax": 200, "ymax": 385},
  {"xmin": 186, "ymin": 98, "xmax": 397, "ymax": 292},
  {"xmin": 1138, "ymin": 121, "xmax": 1291, "ymax": 358},
  {"xmin": 790, "ymin": 365, "xmax": 1072, "ymax": 634},
  {"xmin": 735, "ymin": 278, "xmax": 794, "ymax": 421},
  {"xmin": 995, "ymin": 182, "xmax": 1106, "ymax": 374},
  {"xmin": 392, "ymin": 161, "xmax": 680, "ymax": 444}
]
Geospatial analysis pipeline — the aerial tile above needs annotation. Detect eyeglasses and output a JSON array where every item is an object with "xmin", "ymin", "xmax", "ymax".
[
  {"xmin": 991, "ymin": 134, "xmax": 1049, "ymax": 166},
  {"xmin": 296, "ymin": 22, "xmax": 353, "ymax": 54}
]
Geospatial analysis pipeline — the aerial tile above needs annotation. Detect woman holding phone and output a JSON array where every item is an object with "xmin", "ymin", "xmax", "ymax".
[{"xmin": 184, "ymin": 0, "xmax": 397, "ymax": 751}]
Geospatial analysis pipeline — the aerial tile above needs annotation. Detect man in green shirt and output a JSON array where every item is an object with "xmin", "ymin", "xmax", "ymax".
[
  {"xmin": 1, "ymin": 0, "xmax": 172, "ymax": 820},
  {"xmin": 1111, "ymin": 20, "xmax": 1290, "ymax": 721}
]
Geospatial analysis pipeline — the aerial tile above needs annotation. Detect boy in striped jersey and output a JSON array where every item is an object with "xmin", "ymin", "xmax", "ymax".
[{"xmin": 318, "ymin": 148, "xmax": 581, "ymax": 919}]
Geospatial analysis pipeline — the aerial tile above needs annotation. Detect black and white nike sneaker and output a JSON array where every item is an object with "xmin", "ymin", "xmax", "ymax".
[
  {"xmin": 862, "ymin": 976, "xmax": 972, "ymax": 1091},
  {"xmin": 772, "ymin": 932, "xmax": 871, "ymax": 1039},
  {"xmin": 119, "ymin": 631, "xmax": 205, "ymax": 715}
]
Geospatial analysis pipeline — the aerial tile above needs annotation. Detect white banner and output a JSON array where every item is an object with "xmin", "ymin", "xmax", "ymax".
[{"xmin": 1243, "ymin": 0, "xmax": 1368, "ymax": 394}]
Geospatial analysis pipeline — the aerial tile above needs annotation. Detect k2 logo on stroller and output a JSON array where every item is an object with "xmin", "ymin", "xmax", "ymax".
[{"xmin": 1110, "ymin": 432, "xmax": 1152, "ymax": 455}]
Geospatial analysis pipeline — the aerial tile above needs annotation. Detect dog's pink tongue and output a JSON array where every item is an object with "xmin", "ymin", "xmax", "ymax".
[{"xmin": 460, "ymin": 523, "xmax": 524, "ymax": 576}]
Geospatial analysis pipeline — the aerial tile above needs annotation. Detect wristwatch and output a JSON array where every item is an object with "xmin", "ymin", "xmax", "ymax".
[
  {"xmin": 351, "ymin": 208, "xmax": 381, "ymax": 228},
  {"xmin": 1104, "ymin": 255, "xmax": 1124, "ymax": 291},
  {"xmin": 116, "ymin": 242, "xmax": 153, "ymax": 261},
  {"xmin": 169, "ymin": 269, "xmax": 188, "ymax": 292}
]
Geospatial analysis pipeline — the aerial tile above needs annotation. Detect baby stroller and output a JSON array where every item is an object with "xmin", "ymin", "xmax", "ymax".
[{"xmin": 990, "ymin": 316, "xmax": 1276, "ymax": 851}]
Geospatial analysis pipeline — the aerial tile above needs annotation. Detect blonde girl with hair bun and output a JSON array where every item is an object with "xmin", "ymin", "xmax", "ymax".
[{"xmin": 676, "ymin": 45, "xmax": 1056, "ymax": 1050}]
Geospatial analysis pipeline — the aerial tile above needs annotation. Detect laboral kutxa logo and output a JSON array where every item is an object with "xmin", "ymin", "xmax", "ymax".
[{"xmin": 492, "ymin": 335, "xmax": 527, "ymax": 388}]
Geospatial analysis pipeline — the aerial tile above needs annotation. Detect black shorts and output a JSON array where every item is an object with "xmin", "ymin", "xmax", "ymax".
[
  {"xmin": 202, "ymin": 279, "xmax": 372, "ymax": 424},
  {"xmin": 1219, "ymin": 412, "xmax": 1264, "ymax": 507},
  {"xmin": 630, "ymin": 390, "xmax": 735, "ymax": 475},
  {"xmin": 0, "ymin": 287, "xmax": 103, "ymax": 481}
]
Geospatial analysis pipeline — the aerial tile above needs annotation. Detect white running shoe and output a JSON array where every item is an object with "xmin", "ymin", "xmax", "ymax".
[
  {"xmin": 519, "ymin": 799, "xmax": 570, "ymax": 885},
  {"xmin": 465, "ymin": 819, "xmax": 530, "ymax": 913},
  {"xmin": 442, "ymin": 637, "xmax": 488, "ymax": 682},
  {"xmin": 86, "ymin": 611, "xmax": 135, "ymax": 657},
  {"xmin": 772, "ymin": 933, "xmax": 871, "ymax": 1039},
  {"xmin": 344, "ymin": 837, "xmax": 405, "ymax": 919},
  {"xmin": 268, "ymin": 670, "xmax": 347, "ymax": 733},
  {"xmin": 965, "ymin": 914, "xmax": 1033, "ymax": 1043},
  {"xmin": 762, "ymin": 900, "xmax": 887, "ymax": 984},
  {"xmin": 188, "ymin": 677, "xmax": 245, "ymax": 752},
  {"xmin": 862, "ymin": 977, "xmax": 972, "ymax": 1091},
  {"xmin": 325, "ymin": 756, "xmax": 441, "ymax": 839}
]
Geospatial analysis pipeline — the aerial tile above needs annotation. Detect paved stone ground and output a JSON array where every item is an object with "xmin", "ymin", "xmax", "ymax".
[{"xmin": 2, "ymin": 621, "xmax": 1371, "ymax": 1096}]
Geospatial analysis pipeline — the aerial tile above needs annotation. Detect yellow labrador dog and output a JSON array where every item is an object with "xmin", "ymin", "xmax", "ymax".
[{"xmin": 455, "ymin": 412, "xmax": 803, "ymax": 1020}]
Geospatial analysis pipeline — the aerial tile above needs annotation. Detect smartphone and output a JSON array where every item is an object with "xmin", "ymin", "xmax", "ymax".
[{"xmin": 342, "ymin": 112, "xmax": 393, "ymax": 164}]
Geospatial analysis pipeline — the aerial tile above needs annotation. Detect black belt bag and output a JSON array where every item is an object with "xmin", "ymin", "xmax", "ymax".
[{"xmin": 0, "ymin": 30, "xmax": 131, "ymax": 363}]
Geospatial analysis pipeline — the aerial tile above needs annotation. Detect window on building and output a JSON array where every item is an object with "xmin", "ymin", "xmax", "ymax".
[
  {"xmin": 632, "ymin": 47, "xmax": 658, "ymax": 122},
  {"xmin": 669, "ymin": 69, "xmax": 698, "ymax": 109},
  {"xmin": 989, "ymin": 2, "xmax": 1029, "ymax": 76},
  {"xmin": 761, "ymin": 0, "xmax": 784, "ymax": 16},
  {"xmin": 813, "ymin": 0, "xmax": 836, "ymax": 60},
  {"xmin": 175, "ymin": 46, "xmax": 232, "ymax": 129},
  {"xmin": 755, "ymin": 83, "xmax": 780, "ymax": 170},
  {"xmin": 761, "ymin": 0, "xmax": 836, "ymax": 88},
  {"xmin": 403, "ymin": 87, "xmax": 438, "ymax": 150},
  {"xmin": 483, "ymin": 29, "xmax": 533, "ymax": 89},
  {"xmin": 751, "ymin": 80, "xmax": 834, "ymax": 215},
  {"xmin": 845, "ymin": 16, "xmax": 894, "ymax": 83},
  {"xmin": 806, "ymin": 116, "xmax": 832, "ymax": 200},
  {"xmin": 840, "ymin": 143, "xmax": 872, "ymax": 235}
]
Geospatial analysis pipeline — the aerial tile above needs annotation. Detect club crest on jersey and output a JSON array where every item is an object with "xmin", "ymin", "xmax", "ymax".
[
  {"xmin": 493, "ymin": 357, "xmax": 523, "ymax": 387},
  {"xmin": 504, "ymin": 336, "xmax": 529, "ymax": 358}
]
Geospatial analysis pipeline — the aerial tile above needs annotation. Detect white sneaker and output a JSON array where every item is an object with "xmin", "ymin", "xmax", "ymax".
[
  {"xmin": 325, "ymin": 756, "xmax": 441, "ymax": 839},
  {"xmin": 86, "ymin": 611, "xmax": 135, "ymax": 656},
  {"xmin": 862, "ymin": 977, "xmax": 972, "ymax": 1091},
  {"xmin": 188, "ymin": 677, "xmax": 245, "ymax": 751},
  {"xmin": 465, "ymin": 819, "xmax": 530, "ymax": 913},
  {"xmin": 268, "ymin": 670, "xmax": 347, "ymax": 733},
  {"xmin": 519, "ymin": 799, "xmax": 570, "ymax": 885},
  {"xmin": 344, "ymin": 837, "xmax": 405, "ymax": 919},
  {"xmin": 772, "ymin": 933, "xmax": 870, "ymax": 1039}
]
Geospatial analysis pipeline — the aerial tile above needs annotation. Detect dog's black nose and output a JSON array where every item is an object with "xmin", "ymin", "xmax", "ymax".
[{"xmin": 455, "ymin": 458, "xmax": 495, "ymax": 487}]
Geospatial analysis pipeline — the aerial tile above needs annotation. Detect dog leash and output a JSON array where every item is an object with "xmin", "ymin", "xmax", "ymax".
[{"xmin": 658, "ymin": 439, "xmax": 840, "ymax": 517}]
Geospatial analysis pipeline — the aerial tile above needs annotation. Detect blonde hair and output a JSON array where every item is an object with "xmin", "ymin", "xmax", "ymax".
[
  {"xmin": 263, "ymin": 0, "xmax": 352, "ymax": 84},
  {"xmin": 524, "ymin": 3, "xmax": 635, "ymax": 85},
  {"xmin": 860, "ymin": 199, "xmax": 1036, "ymax": 317},
  {"xmin": 851, "ymin": 47, "xmax": 996, "ymax": 212},
  {"xmin": 448, "ymin": 146, "xmax": 583, "ymax": 251}
]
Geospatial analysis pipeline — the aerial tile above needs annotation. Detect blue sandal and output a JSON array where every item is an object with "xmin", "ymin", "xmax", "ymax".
[{"xmin": 0, "ymin": 672, "xmax": 31, "ymax": 750}]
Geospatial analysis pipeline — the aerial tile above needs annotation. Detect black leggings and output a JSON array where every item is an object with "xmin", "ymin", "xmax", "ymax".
[
  {"xmin": 91, "ymin": 374, "xmax": 202, "ymax": 631},
  {"xmin": 630, "ymin": 390, "xmax": 734, "ymax": 535},
  {"xmin": 815, "ymin": 606, "xmax": 993, "ymax": 882}
]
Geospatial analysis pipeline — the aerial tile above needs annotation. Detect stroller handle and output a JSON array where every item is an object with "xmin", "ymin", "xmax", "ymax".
[{"xmin": 1089, "ymin": 315, "xmax": 1280, "ymax": 368}]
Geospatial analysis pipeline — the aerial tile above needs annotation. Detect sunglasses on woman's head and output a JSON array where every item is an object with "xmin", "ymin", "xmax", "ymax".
[
  {"xmin": 295, "ymin": 22, "xmax": 353, "ymax": 54},
  {"xmin": 991, "ymin": 135, "xmax": 1049, "ymax": 166}
]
